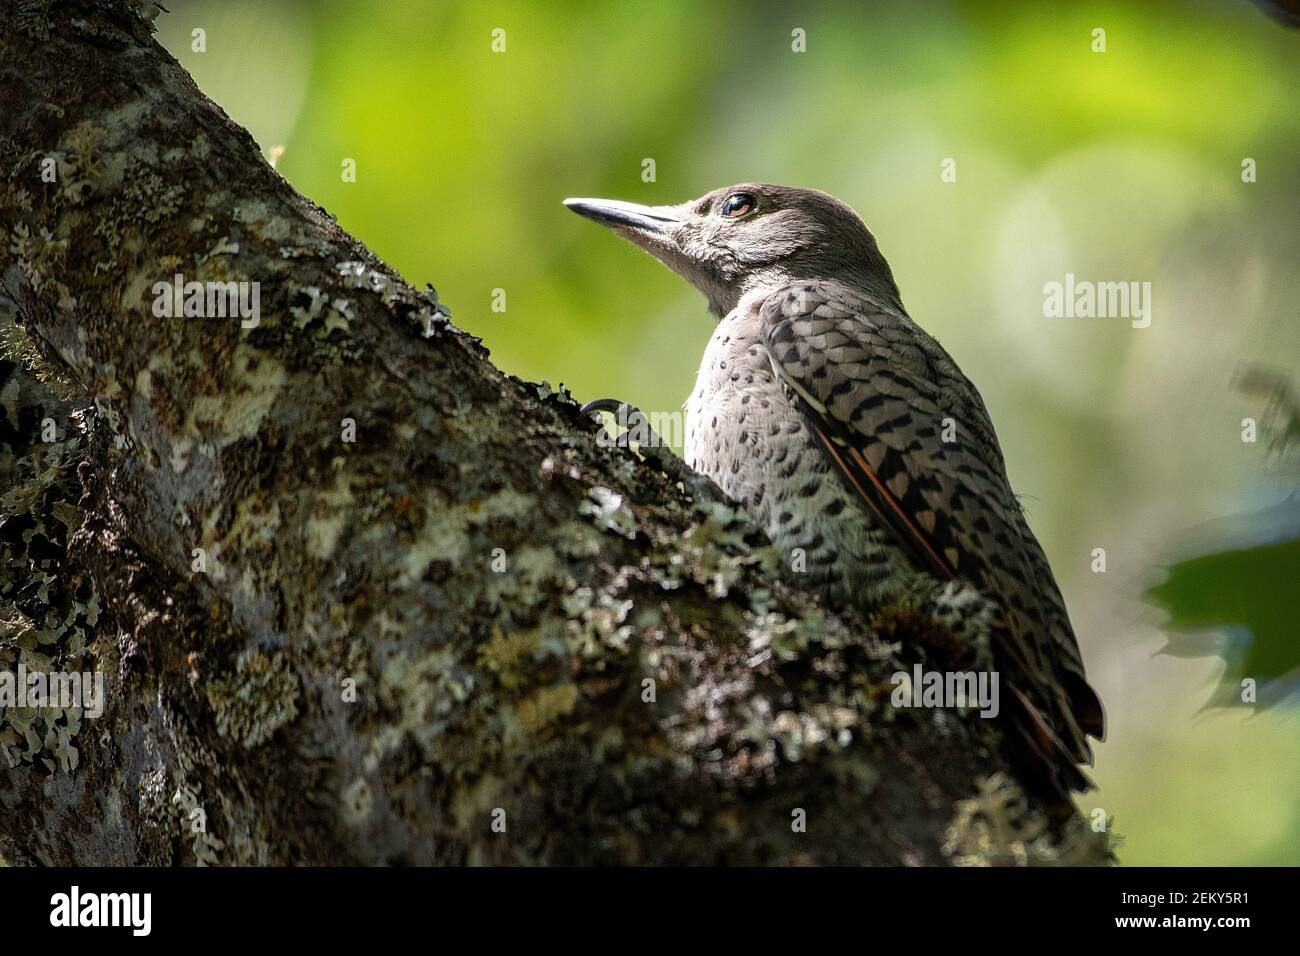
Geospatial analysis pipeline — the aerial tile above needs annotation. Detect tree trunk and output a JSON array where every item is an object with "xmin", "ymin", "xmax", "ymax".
[{"xmin": 0, "ymin": 0, "xmax": 1098, "ymax": 865}]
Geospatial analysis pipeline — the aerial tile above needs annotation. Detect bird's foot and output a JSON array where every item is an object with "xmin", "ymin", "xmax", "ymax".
[{"xmin": 582, "ymin": 397, "xmax": 728, "ymax": 507}]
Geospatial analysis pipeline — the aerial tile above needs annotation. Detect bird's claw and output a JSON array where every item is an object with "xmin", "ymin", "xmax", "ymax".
[
  {"xmin": 581, "ymin": 398, "xmax": 667, "ymax": 452},
  {"xmin": 582, "ymin": 397, "xmax": 727, "ymax": 506}
]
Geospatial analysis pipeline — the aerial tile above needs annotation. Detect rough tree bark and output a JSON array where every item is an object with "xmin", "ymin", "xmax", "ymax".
[{"xmin": 0, "ymin": 0, "xmax": 1102, "ymax": 865}]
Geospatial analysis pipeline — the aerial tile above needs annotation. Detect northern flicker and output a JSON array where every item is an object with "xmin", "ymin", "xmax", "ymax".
[{"xmin": 564, "ymin": 184, "xmax": 1105, "ymax": 794}]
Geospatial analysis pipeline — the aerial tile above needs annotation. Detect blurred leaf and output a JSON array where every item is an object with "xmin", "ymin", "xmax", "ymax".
[
  {"xmin": 1233, "ymin": 365, "xmax": 1300, "ymax": 462},
  {"xmin": 1146, "ymin": 495, "xmax": 1300, "ymax": 707}
]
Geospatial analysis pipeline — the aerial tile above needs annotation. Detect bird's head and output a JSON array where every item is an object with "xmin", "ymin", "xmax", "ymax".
[{"xmin": 564, "ymin": 183, "xmax": 900, "ymax": 316}]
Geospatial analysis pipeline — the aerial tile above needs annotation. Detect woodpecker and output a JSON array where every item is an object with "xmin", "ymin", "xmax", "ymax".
[{"xmin": 564, "ymin": 184, "xmax": 1105, "ymax": 794}]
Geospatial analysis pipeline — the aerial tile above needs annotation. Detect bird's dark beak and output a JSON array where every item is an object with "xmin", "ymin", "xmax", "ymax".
[
  {"xmin": 563, "ymin": 197, "xmax": 682, "ymax": 234},
  {"xmin": 564, "ymin": 193, "xmax": 731, "ymax": 315}
]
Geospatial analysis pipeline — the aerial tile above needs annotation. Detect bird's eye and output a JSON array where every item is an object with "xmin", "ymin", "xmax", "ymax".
[{"xmin": 721, "ymin": 193, "xmax": 756, "ymax": 219}]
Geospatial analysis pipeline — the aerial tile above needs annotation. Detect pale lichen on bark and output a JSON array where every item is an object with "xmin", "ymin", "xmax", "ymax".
[{"xmin": 0, "ymin": 0, "xmax": 1104, "ymax": 865}]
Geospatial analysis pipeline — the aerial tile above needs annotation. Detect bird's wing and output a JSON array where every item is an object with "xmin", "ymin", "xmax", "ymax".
[{"xmin": 758, "ymin": 280, "xmax": 1104, "ymax": 780}]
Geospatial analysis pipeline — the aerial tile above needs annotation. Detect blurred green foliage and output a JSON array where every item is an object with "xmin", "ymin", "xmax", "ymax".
[
  {"xmin": 157, "ymin": 0, "xmax": 1300, "ymax": 865},
  {"xmin": 1146, "ymin": 382, "xmax": 1299, "ymax": 709},
  {"xmin": 1147, "ymin": 507, "xmax": 1300, "ymax": 704}
]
